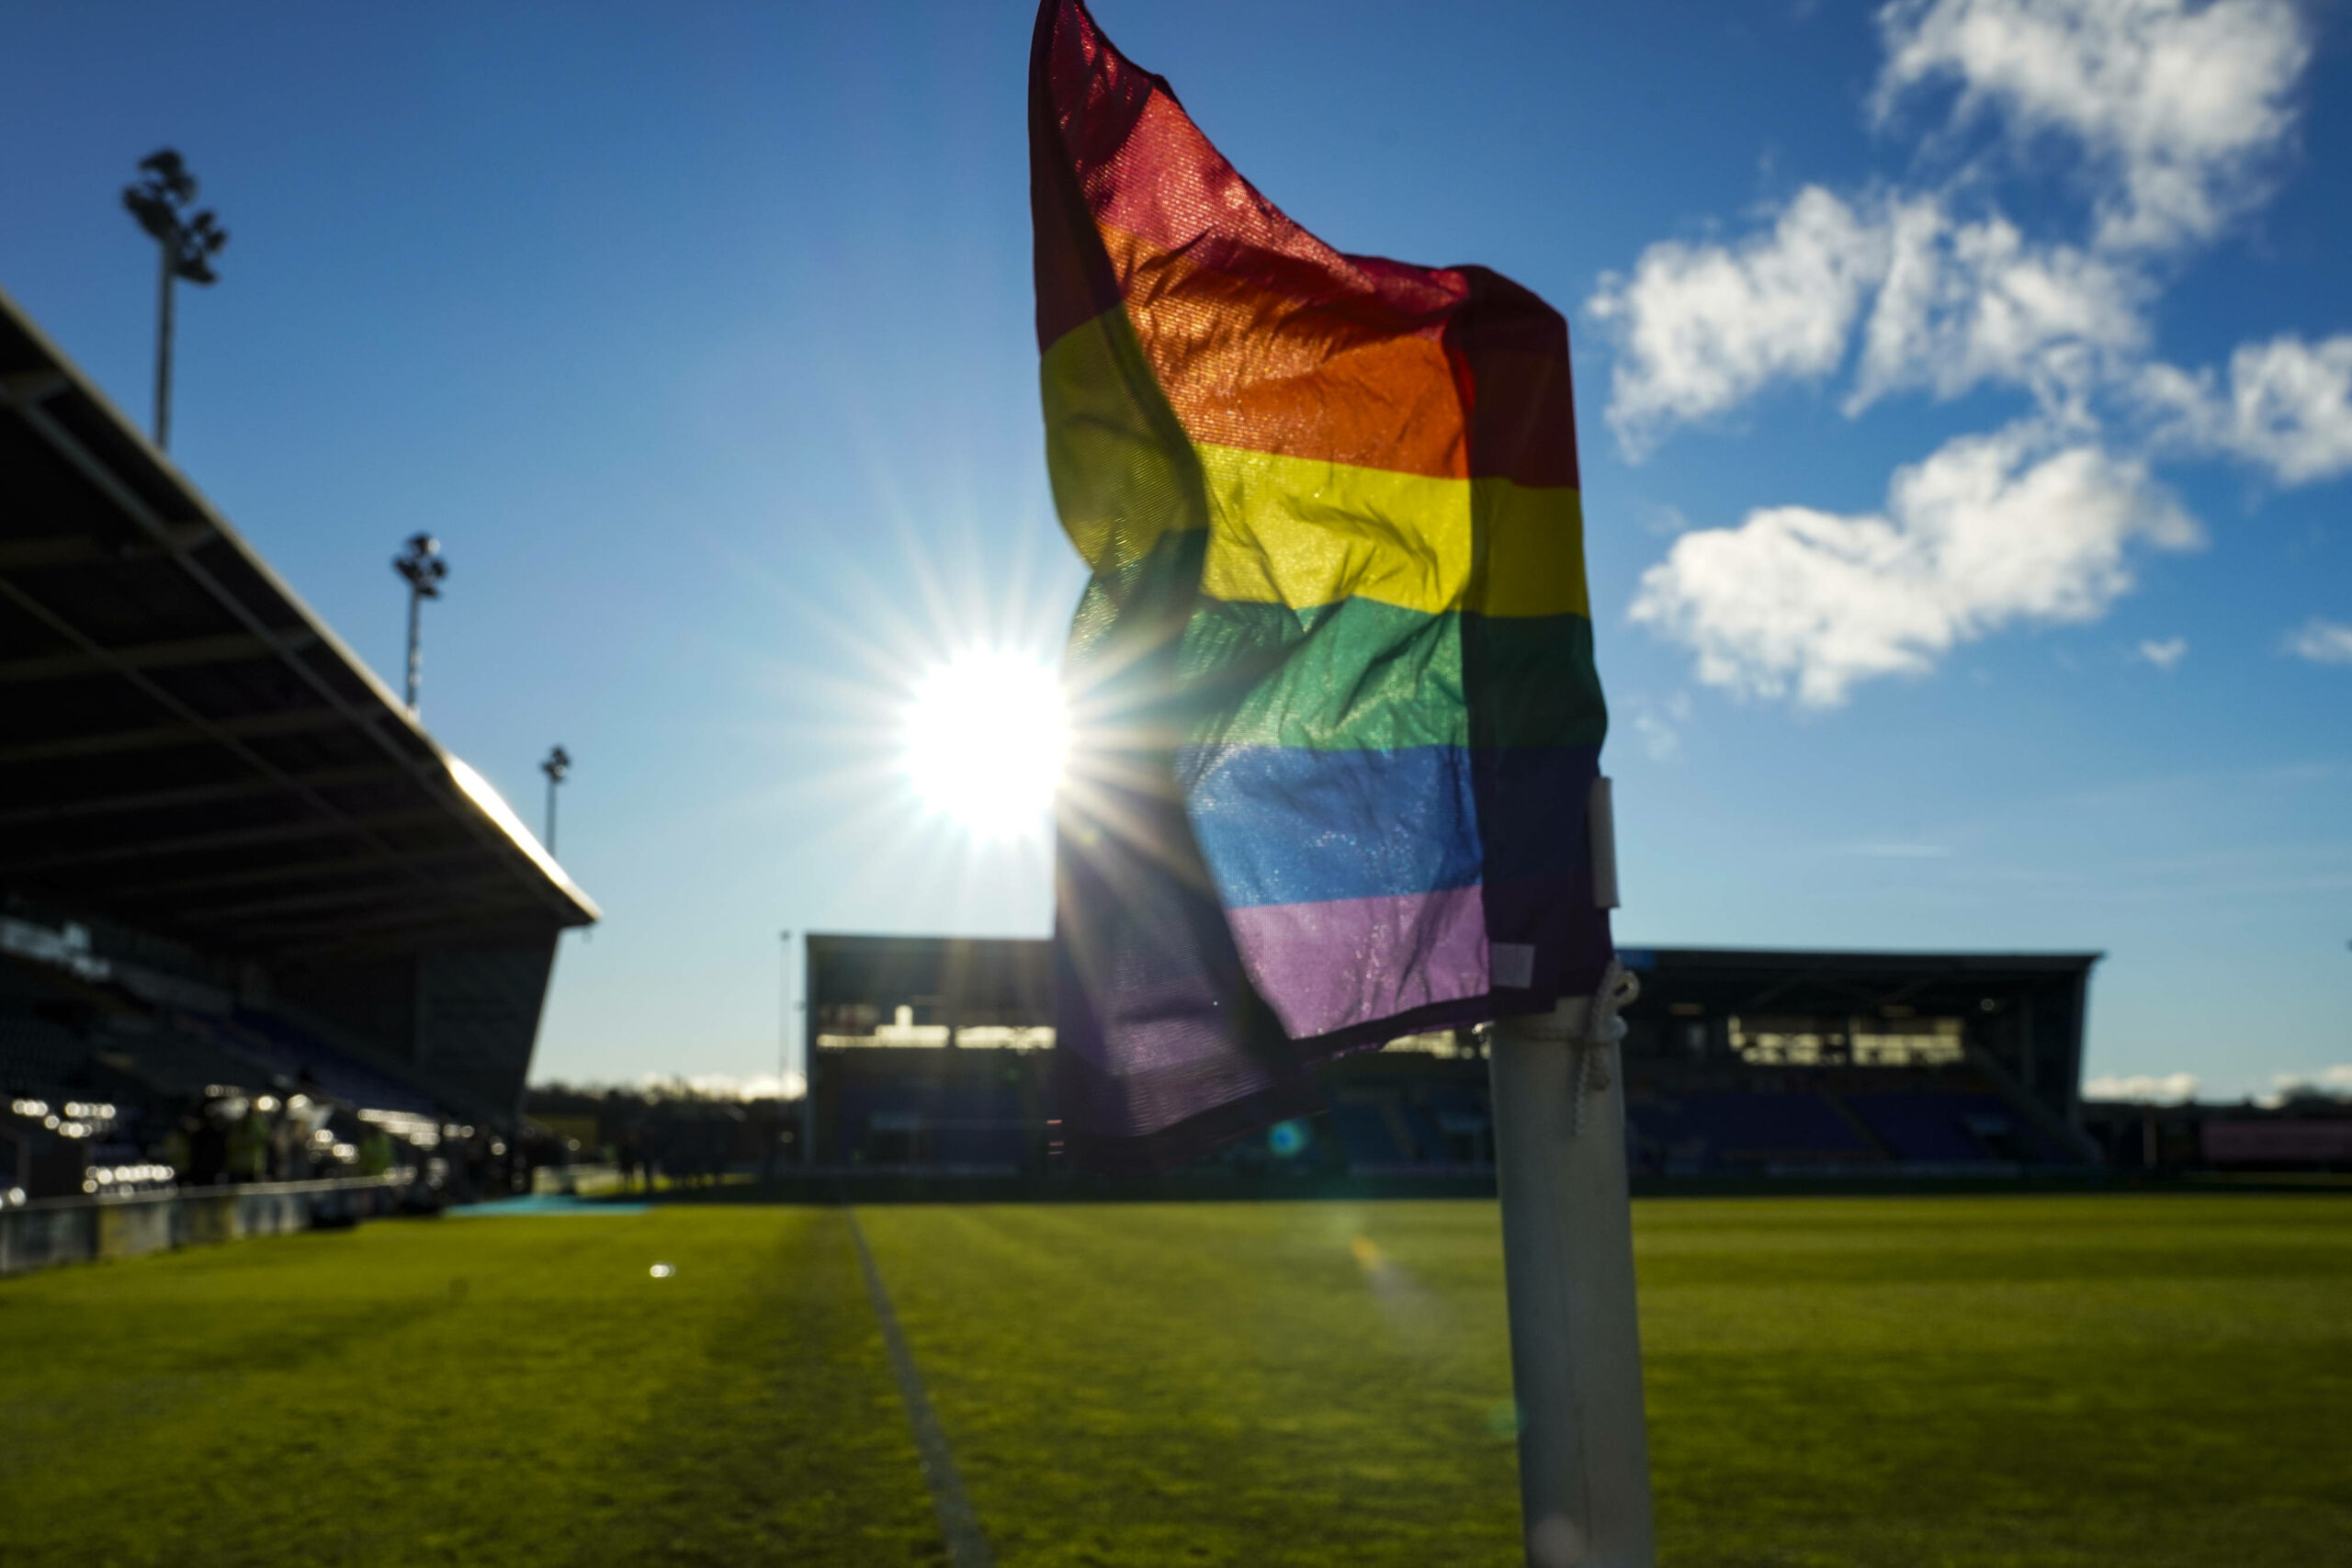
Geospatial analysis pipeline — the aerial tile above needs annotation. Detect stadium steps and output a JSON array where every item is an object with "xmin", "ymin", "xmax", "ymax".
[
  {"xmin": 1379, "ymin": 1102, "xmax": 1420, "ymax": 1162},
  {"xmin": 1817, "ymin": 1089, "xmax": 1897, "ymax": 1161},
  {"xmin": 1962, "ymin": 1042, "xmax": 2103, "ymax": 1164},
  {"xmin": 1400, "ymin": 1103, "xmax": 1449, "ymax": 1163}
]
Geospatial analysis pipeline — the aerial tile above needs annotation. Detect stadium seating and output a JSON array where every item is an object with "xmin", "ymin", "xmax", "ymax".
[
  {"xmin": 1429, "ymin": 1088, "xmax": 1487, "ymax": 1122},
  {"xmin": 1843, "ymin": 1090, "xmax": 2064, "ymax": 1164},
  {"xmin": 91, "ymin": 1019, "xmax": 269, "ymax": 1100},
  {"xmin": 1399, "ymin": 1103, "xmax": 1448, "ymax": 1163},
  {"xmin": 1329, "ymin": 1101, "xmax": 1405, "ymax": 1167},
  {"xmin": 1319, "ymin": 1087, "xmax": 1493, "ymax": 1170},
  {"xmin": 1626, "ymin": 1089, "xmax": 1874, "ymax": 1168},
  {"xmin": 215, "ymin": 1010, "xmax": 443, "ymax": 1116}
]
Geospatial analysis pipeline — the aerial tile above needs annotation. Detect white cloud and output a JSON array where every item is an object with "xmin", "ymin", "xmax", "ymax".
[
  {"xmin": 2085, "ymin": 1071, "xmax": 2200, "ymax": 1102},
  {"xmin": 1589, "ymin": 186, "xmax": 1888, "ymax": 454},
  {"xmin": 632, "ymin": 1071, "xmax": 805, "ymax": 1100},
  {"xmin": 1851, "ymin": 199, "xmax": 2146, "ymax": 412},
  {"xmin": 1630, "ymin": 423, "xmax": 2198, "ymax": 705},
  {"xmin": 1598, "ymin": 0, "xmax": 2329, "ymax": 700},
  {"xmin": 1874, "ymin": 0, "xmax": 2312, "ymax": 250},
  {"xmin": 1592, "ymin": 3, "xmax": 2318, "ymax": 457},
  {"xmin": 2284, "ymin": 618, "xmax": 2352, "ymax": 665},
  {"xmin": 2141, "ymin": 336, "xmax": 2352, "ymax": 485},
  {"xmin": 1596, "ymin": 187, "xmax": 2152, "ymax": 446},
  {"xmin": 1628, "ymin": 690, "xmax": 1693, "ymax": 761},
  {"xmin": 2260, "ymin": 1065, "xmax": 2352, "ymax": 1104}
]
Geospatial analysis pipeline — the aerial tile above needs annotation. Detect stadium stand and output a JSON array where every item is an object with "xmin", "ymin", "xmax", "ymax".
[
  {"xmin": 1329, "ymin": 1100, "xmax": 1405, "ymax": 1169},
  {"xmin": 2079, "ymin": 1095, "xmax": 2352, "ymax": 1173},
  {"xmin": 0, "ymin": 282, "xmax": 595, "ymax": 1213},
  {"xmin": 800, "ymin": 935, "xmax": 2105, "ymax": 1181}
]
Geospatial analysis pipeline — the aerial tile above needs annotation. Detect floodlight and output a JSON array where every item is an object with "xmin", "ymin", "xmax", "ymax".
[
  {"xmin": 121, "ymin": 148, "xmax": 227, "ymax": 449},
  {"xmin": 541, "ymin": 745, "xmax": 571, "ymax": 853},
  {"xmin": 393, "ymin": 533, "xmax": 450, "ymax": 711}
]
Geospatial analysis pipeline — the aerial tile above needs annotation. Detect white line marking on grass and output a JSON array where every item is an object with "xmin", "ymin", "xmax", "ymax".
[{"xmin": 847, "ymin": 1209, "xmax": 994, "ymax": 1568}]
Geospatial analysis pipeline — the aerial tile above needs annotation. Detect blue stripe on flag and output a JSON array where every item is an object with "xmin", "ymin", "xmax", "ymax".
[{"xmin": 1174, "ymin": 744, "xmax": 1482, "ymax": 909}]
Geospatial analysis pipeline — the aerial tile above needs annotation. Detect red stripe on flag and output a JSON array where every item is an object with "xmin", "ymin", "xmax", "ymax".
[
  {"xmin": 1029, "ymin": 0, "xmax": 1147, "ymax": 346},
  {"xmin": 1033, "ymin": 0, "xmax": 1579, "ymax": 489}
]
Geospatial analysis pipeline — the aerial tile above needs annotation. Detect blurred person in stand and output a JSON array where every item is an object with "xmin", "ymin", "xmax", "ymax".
[
  {"xmin": 191, "ymin": 1100, "xmax": 229, "ymax": 1184},
  {"xmin": 229, "ymin": 1104, "xmax": 270, "ymax": 1183}
]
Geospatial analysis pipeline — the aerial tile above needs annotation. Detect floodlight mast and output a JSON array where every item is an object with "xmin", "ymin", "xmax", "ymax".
[
  {"xmin": 392, "ymin": 533, "xmax": 447, "ymax": 713},
  {"xmin": 121, "ymin": 149, "xmax": 228, "ymax": 452},
  {"xmin": 540, "ymin": 745, "xmax": 571, "ymax": 855},
  {"xmin": 777, "ymin": 928, "xmax": 796, "ymax": 1090}
]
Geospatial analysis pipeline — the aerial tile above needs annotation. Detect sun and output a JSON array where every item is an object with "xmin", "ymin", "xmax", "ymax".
[{"xmin": 901, "ymin": 649, "xmax": 1068, "ymax": 838}]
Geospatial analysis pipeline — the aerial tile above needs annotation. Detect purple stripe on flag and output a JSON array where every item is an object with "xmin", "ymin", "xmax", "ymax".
[{"xmin": 1227, "ymin": 885, "xmax": 1490, "ymax": 1040}]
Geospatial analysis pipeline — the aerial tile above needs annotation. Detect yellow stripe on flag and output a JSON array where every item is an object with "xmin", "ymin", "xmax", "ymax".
[
  {"xmin": 1197, "ymin": 446, "xmax": 1587, "ymax": 618},
  {"xmin": 1040, "ymin": 308, "xmax": 1206, "ymax": 582},
  {"xmin": 1045, "ymin": 309, "xmax": 1589, "ymax": 618}
]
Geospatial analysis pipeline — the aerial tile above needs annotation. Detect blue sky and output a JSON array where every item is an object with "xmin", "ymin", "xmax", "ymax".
[{"xmin": 2, "ymin": 0, "xmax": 2346, "ymax": 1100}]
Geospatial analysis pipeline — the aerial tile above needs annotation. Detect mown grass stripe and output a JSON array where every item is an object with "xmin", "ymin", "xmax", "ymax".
[{"xmin": 849, "ymin": 1208, "xmax": 995, "ymax": 1568}]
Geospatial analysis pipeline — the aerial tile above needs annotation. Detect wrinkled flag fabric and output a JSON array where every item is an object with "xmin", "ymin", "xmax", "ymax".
[{"xmin": 1035, "ymin": 0, "xmax": 1611, "ymax": 1170}]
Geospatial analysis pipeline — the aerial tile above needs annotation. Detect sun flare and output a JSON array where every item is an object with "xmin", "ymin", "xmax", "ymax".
[{"xmin": 901, "ymin": 649, "xmax": 1068, "ymax": 838}]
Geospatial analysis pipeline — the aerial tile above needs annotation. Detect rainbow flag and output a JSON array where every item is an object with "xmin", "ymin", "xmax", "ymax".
[{"xmin": 1035, "ymin": 0, "xmax": 1611, "ymax": 1167}]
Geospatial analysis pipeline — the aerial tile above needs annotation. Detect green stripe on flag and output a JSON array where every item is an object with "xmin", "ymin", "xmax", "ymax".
[{"xmin": 1178, "ymin": 598, "xmax": 1605, "ymax": 752}]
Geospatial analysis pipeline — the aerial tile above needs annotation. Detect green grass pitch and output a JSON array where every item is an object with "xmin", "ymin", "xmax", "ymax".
[{"xmin": 1, "ymin": 1194, "xmax": 2346, "ymax": 1566}]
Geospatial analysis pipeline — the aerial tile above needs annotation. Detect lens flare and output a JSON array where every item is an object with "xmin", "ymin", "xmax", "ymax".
[{"xmin": 902, "ymin": 650, "xmax": 1068, "ymax": 839}]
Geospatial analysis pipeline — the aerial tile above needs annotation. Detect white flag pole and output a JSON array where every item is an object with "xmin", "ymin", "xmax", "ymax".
[{"xmin": 1487, "ymin": 779, "xmax": 1654, "ymax": 1568}]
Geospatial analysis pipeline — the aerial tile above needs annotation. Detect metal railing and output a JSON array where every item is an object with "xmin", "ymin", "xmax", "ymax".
[{"xmin": 0, "ymin": 1174, "xmax": 415, "ymax": 1279}]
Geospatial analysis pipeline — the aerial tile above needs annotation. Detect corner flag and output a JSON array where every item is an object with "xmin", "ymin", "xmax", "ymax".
[{"xmin": 1035, "ymin": 0, "xmax": 1612, "ymax": 1168}]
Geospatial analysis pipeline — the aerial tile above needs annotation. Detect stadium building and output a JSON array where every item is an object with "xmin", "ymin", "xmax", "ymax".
[
  {"xmin": 806, "ymin": 933, "xmax": 2104, "ymax": 1177},
  {"xmin": 0, "ymin": 286, "xmax": 596, "ymax": 1219}
]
